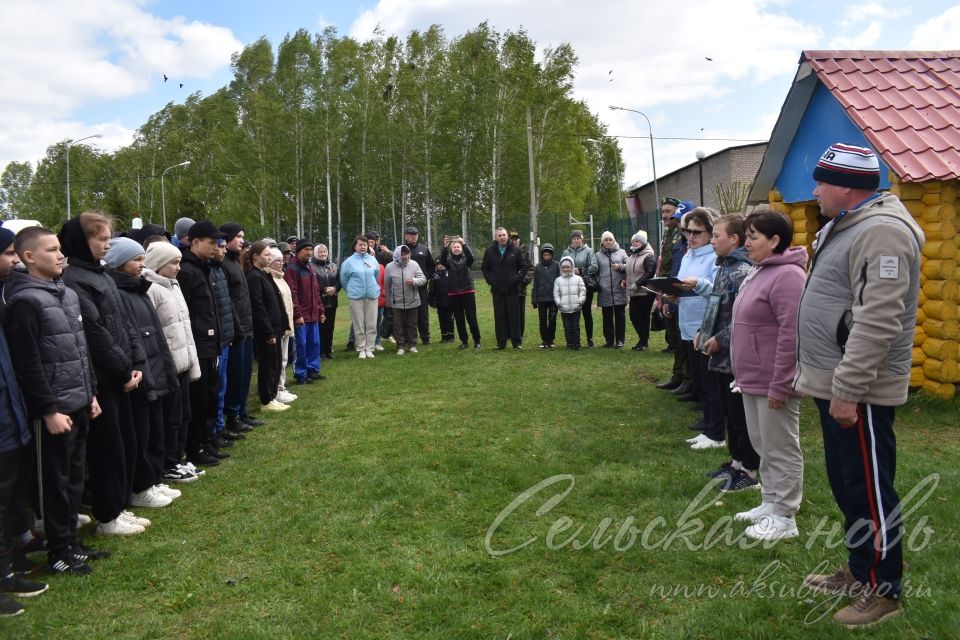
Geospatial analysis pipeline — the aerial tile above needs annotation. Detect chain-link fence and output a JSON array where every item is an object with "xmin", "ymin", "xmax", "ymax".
[{"xmin": 272, "ymin": 209, "xmax": 663, "ymax": 264}]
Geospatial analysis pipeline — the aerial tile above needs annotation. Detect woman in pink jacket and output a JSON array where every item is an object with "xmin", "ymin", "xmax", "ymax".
[{"xmin": 730, "ymin": 208, "xmax": 808, "ymax": 542}]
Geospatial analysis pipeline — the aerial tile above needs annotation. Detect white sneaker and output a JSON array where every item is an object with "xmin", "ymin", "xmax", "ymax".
[
  {"xmin": 262, "ymin": 400, "xmax": 290, "ymax": 412},
  {"xmin": 154, "ymin": 483, "xmax": 181, "ymax": 500},
  {"xmin": 96, "ymin": 517, "xmax": 144, "ymax": 535},
  {"xmin": 276, "ymin": 390, "xmax": 298, "ymax": 404},
  {"xmin": 387, "ymin": 336, "xmax": 396, "ymax": 343},
  {"xmin": 121, "ymin": 510, "xmax": 151, "ymax": 527},
  {"xmin": 685, "ymin": 434, "xmax": 703, "ymax": 444},
  {"xmin": 396, "ymin": 348, "xmax": 405, "ymax": 355},
  {"xmin": 366, "ymin": 350, "xmax": 375, "ymax": 358},
  {"xmin": 744, "ymin": 513, "xmax": 799, "ymax": 541},
  {"xmin": 130, "ymin": 487, "xmax": 172, "ymax": 508},
  {"xmin": 181, "ymin": 461, "xmax": 205, "ymax": 477},
  {"xmin": 409, "ymin": 346, "xmax": 419, "ymax": 353},
  {"xmin": 76, "ymin": 513, "xmax": 92, "ymax": 528},
  {"xmin": 735, "ymin": 502, "xmax": 775, "ymax": 523},
  {"xmin": 691, "ymin": 436, "xmax": 725, "ymax": 450},
  {"xmin": 358, "ymin": 351, "xmax": 367, "ymax": 359},
  {"xmin": 375, "ymin": 344, "xmax": 384, "ymax": 352}
]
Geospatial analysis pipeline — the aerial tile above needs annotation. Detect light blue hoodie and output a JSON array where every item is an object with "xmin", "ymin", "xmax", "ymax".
[
  {"xmin": 676, "ymin": 243, "xmax": 718, "ymax": 340},
  {"xmin": 339, "ymin": 251, "xmax": 381, "ymax": 300}
]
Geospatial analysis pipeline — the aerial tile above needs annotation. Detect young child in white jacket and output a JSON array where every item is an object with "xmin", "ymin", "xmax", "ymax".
[{"xmin": 554, "ymin": 256, "xmax": 587, "ymax": 349}]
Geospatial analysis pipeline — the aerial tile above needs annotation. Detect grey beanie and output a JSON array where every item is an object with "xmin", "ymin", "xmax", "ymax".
[
  {"xmin": 174, "ymin": 217, "xmax": 196, "ymax": 239},
  {"xmin": 104, "ymin": 237, "xmax": 146, "ymax": 269},
  {"xmin": 144, "ymin": 242, "xmax": 182, "ymax": 272}
]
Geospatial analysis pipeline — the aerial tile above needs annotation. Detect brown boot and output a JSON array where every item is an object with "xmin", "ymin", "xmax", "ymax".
[
  {"xmin": 833, "ymin": 592, "xmax": 902, "ymax": 628},
  {"xmin": 803, "ymin": 565, "xmax": 865, "ymax": 597}
]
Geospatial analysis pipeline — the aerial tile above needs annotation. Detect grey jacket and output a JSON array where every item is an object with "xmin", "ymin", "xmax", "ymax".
[
  {"xmin": 384, "ymin": 247, "xmax": 427, "ymax": 309},
  {"xmin": 595, "ymin": 243, "xmax": 628, "ymax": 307},
  {"xmin": 144, "ymin": 268, "xmax": 201, "ymax": 380},
  {"xmin": 794, "ymin": 192, "xmax": 924, "ymax": 405}
]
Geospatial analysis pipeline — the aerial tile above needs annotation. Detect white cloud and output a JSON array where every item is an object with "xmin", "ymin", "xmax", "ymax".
[
  {"xmin": 838, "ymin": 2, "xmax": 909, "ymax": 27},
  {"xmin": 910, "ymin": 5, "xmax": 960, "ymax": 48},
  {"xmin": 0, "ymin": 0, "xmax": 242, "ymax": 168},
  {"xmin": 829, "ymin": 20, "xmax": 884, "ymax": 48},
  {"xmin": 349, "ymin": 0, "xmax": 820, "ymax": 184}
]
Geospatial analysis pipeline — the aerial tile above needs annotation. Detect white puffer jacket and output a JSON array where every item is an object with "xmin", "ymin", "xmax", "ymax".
[{"xmin": 144, "ymin": 268, "xmax": 201, "ymax": 380}]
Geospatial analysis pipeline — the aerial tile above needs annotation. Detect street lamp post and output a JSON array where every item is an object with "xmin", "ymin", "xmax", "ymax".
[
  {"xmin": 609, "ymin": 106, "xmax": 659, "ymax": 218},
  {"xmin": 161, "ymin": 161, "xmax": 191, "ymax": 230},
  {"xmin": 64, "ymin": 134, "xmax": 103, "ymax": 220},
  {"xmin": 585, "ymin": 138, "xmax": 624, "ymax": 221},
  {"xmin": 695, "ymin": 150, "xmax": 706, "ymax": 205}
]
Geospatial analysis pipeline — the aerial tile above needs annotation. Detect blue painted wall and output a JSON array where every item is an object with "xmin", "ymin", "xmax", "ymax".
[{"xmin": 775, "ymin": 83, "xmax": 890, "ymax": 204}]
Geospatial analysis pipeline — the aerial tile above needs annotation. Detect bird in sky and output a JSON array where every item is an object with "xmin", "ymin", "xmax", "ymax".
[
  {"xmin": 179, "ymin": 83, "xmax": 183, "ymax": 88},
  {"xmin": 608, "ymin": 70, "xmax": 613, "ymax": 74},
  {"xmin": 163, "ymin": 74, "xmax": 168, "ymax": 82},
  {"xmin": 705, "ymin": 57, "xmax": 713, "ymax": 62}
]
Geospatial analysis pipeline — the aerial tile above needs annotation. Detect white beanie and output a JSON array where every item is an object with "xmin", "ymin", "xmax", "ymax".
[
  {"xmin": 600, "ymin": 231, "xmax": 615, "ymax": 243},
  {"xmin": 144, "ymin": 242, "xmax": 182, "ymax": 272},
  {"xmin": 631, "ymin": 230, "xmax": 648, "ymax": 245}
]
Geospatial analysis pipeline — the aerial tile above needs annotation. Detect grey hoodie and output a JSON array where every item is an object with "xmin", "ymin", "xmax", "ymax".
[{"xmin": 794, "ymin": 192, "xmax": 925, "ymax": 405}]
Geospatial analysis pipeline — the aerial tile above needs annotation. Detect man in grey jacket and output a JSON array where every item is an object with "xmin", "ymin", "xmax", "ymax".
[{"xmin": 796, "ymin": 143, "xmax": 923, "ymax": 628}]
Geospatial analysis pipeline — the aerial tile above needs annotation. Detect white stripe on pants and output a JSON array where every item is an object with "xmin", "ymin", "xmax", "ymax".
[
  {"xmin": 742, "ymin": 393, "xmax": 804, "ymax": 517},
  {"xmin": 349, "ymin": 298, "xmax": 379, "ymax": 353}
]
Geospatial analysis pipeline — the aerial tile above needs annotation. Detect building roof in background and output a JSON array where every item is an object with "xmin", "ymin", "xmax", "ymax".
[
  {"xmin": 805, "ymin": 50, "xmax": 960, "ymax": 182},
  {"xmin": 749, "ymin": 50, "xmax": 960, "ymax": 203}
]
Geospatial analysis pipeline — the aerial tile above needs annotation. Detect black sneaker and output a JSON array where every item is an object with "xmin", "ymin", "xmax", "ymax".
[
  {"xmin": 72, "ymin": 542, "xmax": 111, "ymax": 562},
  {"xmin": 0, "ymin": 593, "xmax": 24, "ymax": 617},
  {"xmin": 189, "ymin": 450, "xmax": 221, "ymax": 467},
  {"xmin": 211, "ymin": 435, "xmax": 234, "ymax": 449},
  {"xmin": 13, "ymin": 534, "xmax": 45, "ymax": 556},
  {"xmin": 474, "ymin": 343, "xmax": 481, "ymax": 350},
  {"xmin": 0, "ymin": 573, "xmax": 49, "ymax": 597},
  {"xmin": 220, "ymin": 430, "xmax": 245, "ymax": 441},
  {"xmin": 10, "ymin": 554, "xmax": 37, "ymax": 575},
  {"xmin": 705, "ymin": 462, "xmax": 735, "ymax": 478},
  {"xmin": 720, "ymin": 470, "xmax": 761, "ymax": 493},
  {"xmin": 48, "ymin": 550, "xmax": 92, "ymax": 576},
  {"xmin": 587, "ymin": 340, "xmax": 596, "ymax": 348},
  {"xmin": 230, "ymin": 422, "xmax": 254, "ymax": 433},
  {"xmin": 345, "ymin": 342, "xmax": 355, "ymax": 351},
  {"xmin": 239, "ymin": 416, "xmax": 265, "ymax": 427},
  {"xmin": 206, "ymin": 446, "xmax": 230, "ymax": 460},
  {"xmin": 458, "ymin": 343, "xmax": 469, "ymax": 349}
]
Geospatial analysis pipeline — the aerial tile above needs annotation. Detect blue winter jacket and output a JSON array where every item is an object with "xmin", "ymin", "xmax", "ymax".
[{"xmin": 339, "ymin": 252, "xmax": 381, "ymax": 300}]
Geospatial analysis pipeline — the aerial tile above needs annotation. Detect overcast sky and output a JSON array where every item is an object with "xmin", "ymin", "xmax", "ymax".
[{"xmin": 1, "ymin": 0, "xmax": 958, "ymax": 190}]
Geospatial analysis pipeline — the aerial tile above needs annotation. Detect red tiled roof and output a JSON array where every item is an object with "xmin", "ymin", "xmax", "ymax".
[{"xmin": 804, "ymin": 50, "xmax": 960, "ymax": 182}]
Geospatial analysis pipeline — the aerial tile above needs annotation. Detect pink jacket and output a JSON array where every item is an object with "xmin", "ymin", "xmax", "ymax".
[{"xmin": 730, "ymin": 246, "xmax": 808, "ymax": 401}]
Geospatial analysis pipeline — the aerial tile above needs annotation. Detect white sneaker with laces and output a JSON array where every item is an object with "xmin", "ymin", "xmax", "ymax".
[
  {"xmin": 130, "ymin": 487, "xmax": 172, "ymax": 508},
  {"xmin": 691, "ymin": 436, "xmax": 725, "ymax": 450},
  {"xmin": 121, "ymin": 510, "xmax": 151, "ymax": 527},
  {"xmin": 96, "ymin": 517, "xmax": 144, "ymax": 536},
  {"xmin": 396, "ymin": 348, "xmax": 405, "ymax": 355},
  {"xmin": 262, "ymin": 400, "xmax": 290, "ymax": 412},
  {"xmin": 375, "ymin": 344, "xmax": 384, "ymax": 352},
  {"xmin": 154, "ymin": 484, "xmax": 181, "ymax": 500},
  {"xmin": 685, "ymin": 434, "xmax": 703, "ymax": 444},
  {"xmin": 744, "ymin": 513, "xmax": 799, "ymax": 541},
  {"xmin": 358, "ymin": 351, "xmax": 367, "ymax": 359},
  {"xmin": 366, "ymin": 350, "xmax": 375, "ymax": 358},
  {"xmin": 276, "ymin": 390, "xmax": 297, "ymax": 404},
  {"xmin": 409, "ymin": 346, "xmax": 419, "ymax": 353},
  {"xmin": 735, "ymin": 502, "xmax": 775, "ymax": 523},
  {"xmin": 181, "ymin": 462, "xmax": 205, "ymax": 477}
]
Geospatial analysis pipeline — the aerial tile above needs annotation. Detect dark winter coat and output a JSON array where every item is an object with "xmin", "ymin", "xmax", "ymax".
[
  {"xmin": 532, "ymin": 245, "xmax": 561, "ymax": 305},
  {"xmin": 311, "ymin": 258, "xmax": 341, "ymax": 309},
  {"xmin": 247, "ymin": 267, "xmax": 289, "ymax": 338},
  {"xmin": 404, "ymin": 241, "xmax": 435, "ymax": 282},
  {"xmin": 58, "ymin": 218, "xmax": 143, "ymax": 386},
  {"xmin": 692, "ymin": 247, "xmax": 752, "ymax": 375},
  {"xmin": 0, "ymin": 279, "xmax": 32, "ymax": 452},
  {"xmin": 481, "ymin": 242, "xmax": 527, "ymax": 295},
  {"xmin": 284, "ymin": 258, "xmax": 326, "ymax": 323},
  {"xmin": 110, "ymin": 271, "xmax": 179, "ymax": 401},
  {"xmin": 223, "ymin": 249, "xmax": 254, "ymax": 339},
  {"xmin": 209, "ymin": 260, "xmax": 235, "ymax": 349},
  {"xmin": 177, "ymin": 248, "xmax": 221, "ymax": 359},
  {"xmin": 439, "ymin": 245, "xmax": 476, "ymax": 294},
  {"xmin": 4, "ymin": 270, "xmax": 94, "ymax": 419}
]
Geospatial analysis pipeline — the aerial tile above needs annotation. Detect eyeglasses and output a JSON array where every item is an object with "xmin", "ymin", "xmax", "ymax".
[{"xmin": 682, "ymin": 228, "xmax": 709, "ymax": 237}]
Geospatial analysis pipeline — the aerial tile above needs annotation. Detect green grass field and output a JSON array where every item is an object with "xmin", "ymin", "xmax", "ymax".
[{"xmin": 4, "ymin": 295, "xmax": 958, "ymax": 639}]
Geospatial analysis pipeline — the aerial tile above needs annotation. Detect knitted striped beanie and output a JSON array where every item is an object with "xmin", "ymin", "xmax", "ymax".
[{"xmin": 812, "ymin": 143, "xmax": 880, "ymax": 190}]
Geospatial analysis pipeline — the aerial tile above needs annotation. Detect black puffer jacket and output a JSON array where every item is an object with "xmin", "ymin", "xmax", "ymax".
[
  {"xmin": 177, "ymin": 248, "xmax": 220, "ymax": 359},
  {"xmin": 59, "ymin": 218, "xmax": 143, "ymax": 385},
  {"xmin": 532, "ymin": 245, "xmax": 561, "ymax": 305},
  {"xmin": 439, "ymin": 245, "xmax": 476, "ymax": 294},
  {"xmin": 110, "ymin": 271, "xmax": 179, "ymax": 401},
  {"xmin": 209, "ymin": 260, "xmax": 235, "ymax": 350},
  {"xmin": 223, "ymin": 249, "xmax": 253, "ymax": 339},
  {"xmin": 247, "ymin": 267, "xmax": 289, "ymax": 338}
]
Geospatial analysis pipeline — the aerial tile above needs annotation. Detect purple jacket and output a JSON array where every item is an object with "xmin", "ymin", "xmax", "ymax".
[
  {"xmin": 730, "ymin": 246, "xmax": 808, "ymax": 401},
  {"xmin": 284, "ymin": 259, "xmax": 326, "ymax": 324}
]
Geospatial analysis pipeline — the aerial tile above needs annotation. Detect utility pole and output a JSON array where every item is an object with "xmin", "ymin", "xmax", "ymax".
[{"xmin": 526, "ymin": 107, "xmax": 539, "ymax": 266}]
